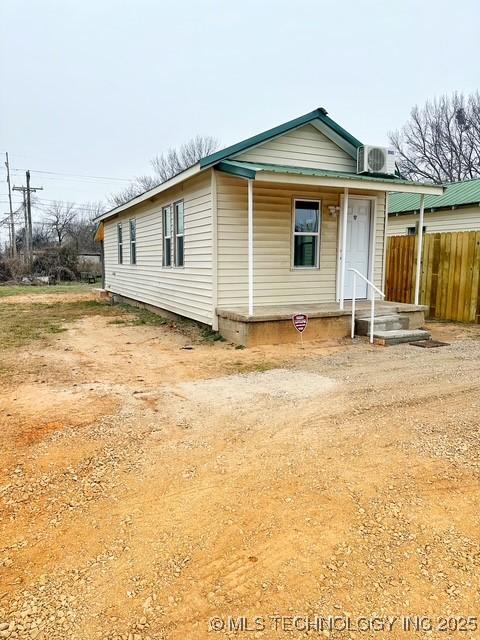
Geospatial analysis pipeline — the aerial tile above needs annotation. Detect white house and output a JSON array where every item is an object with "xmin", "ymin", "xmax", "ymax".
[{"xmin": 95, "ymin": 108, "xmax": 443, "ymax": 345}]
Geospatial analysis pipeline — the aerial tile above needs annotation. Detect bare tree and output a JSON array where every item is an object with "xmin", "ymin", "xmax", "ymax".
[
  {"xmin": 44, "ymin": 201, "xmax": 78, "ymax": 245},
  {"xmin": 68, "ymin": 202, "xmax": 106, "ymax": 252},
  {"xmin": 151, "ymin": 135, "xmax": 219, "ymax": 182},
  {"xmin": 389, "ymin": 92, "xmax": 480, "ymax": 183},
  {"xmin": 109, "ymin": 175, "xmax": 160, "ymax": 207},
  {"xmin": 32, "ymin": 223, "xmax": 54, "ymax": 249},
  {"xmin": 109, "ymin": 135, "xmax": 219, "ymax": 206}
]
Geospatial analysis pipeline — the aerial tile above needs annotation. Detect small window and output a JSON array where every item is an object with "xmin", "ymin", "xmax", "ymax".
[
  {"xmin": 293, "ymin": 200, "xmax": 320, "ymax": 268},
  {"xmin": 174, "ymin": 201, "xmax": 184, "ymax": 267},
  {"xmin": 407, "ymin": 224, "xmax": 426, "ymax": 236},
  {"xmin": 117, "ymin": 223, "xmax": 123, "ymax": 264},
  {"xmin": 129, "ymin": 219, "xmax": 136, "ymax": 264},
  {"xmin": 162, "ymin": 206, "xmax": 172, "ymax": 266}
]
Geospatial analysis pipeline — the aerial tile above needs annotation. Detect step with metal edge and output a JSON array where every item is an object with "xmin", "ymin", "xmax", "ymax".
[{"xmin": 373, "ymin": 329, "xmax": 431, "ymax": 346}]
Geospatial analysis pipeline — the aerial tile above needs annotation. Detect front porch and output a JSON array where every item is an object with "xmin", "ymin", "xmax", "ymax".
[{"xmin": 217, "ymin": 300, "xmax": 428, "ymax": 346}]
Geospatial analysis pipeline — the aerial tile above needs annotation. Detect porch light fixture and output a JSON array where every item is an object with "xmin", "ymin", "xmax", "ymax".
[{"xmin": 328, "ymin": 205, "xmax": 340, "ymax": 216}]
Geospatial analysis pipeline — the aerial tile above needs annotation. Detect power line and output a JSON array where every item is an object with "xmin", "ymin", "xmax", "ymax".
[{"xmin": 11, "ymin": 167, "xmax": 132, "ymax": 182}]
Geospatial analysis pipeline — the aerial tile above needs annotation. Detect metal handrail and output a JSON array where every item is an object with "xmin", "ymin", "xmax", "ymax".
[{"xmin": 348, "ymin": 268, "xmax": 385, "ymax": 344}]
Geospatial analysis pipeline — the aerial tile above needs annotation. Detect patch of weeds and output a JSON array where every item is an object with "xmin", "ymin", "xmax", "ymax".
[
  {"xmin": 117, "ymin": 305, "xmax": 169, "ymax": 326},
  {"xmin": 228, "ymin": 360, "xmax": 277, "ymax": 374},
  {"xmin": 0, "ymin": 299, "xmax": 123, "ymax": 349},
  {"xmin": 199, "ymin": 327, "xmax": 226, "ymax": 343}
]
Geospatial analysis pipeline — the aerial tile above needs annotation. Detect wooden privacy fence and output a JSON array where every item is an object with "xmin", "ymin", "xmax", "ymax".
[{"xmin": 385, "ymin": 231, "xmax": 480, "ymax": 323}]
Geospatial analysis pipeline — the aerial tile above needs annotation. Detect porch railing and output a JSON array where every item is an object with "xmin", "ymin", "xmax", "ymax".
[{"xmin": 348, "ymin": 268, "xmax": 385, "ymax": 344}]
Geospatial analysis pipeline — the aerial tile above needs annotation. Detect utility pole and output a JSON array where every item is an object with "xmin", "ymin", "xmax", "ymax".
[
  {"xmin": 5, "ymin": 152, "xmax": 16, "ymax": 258},
  {"xmin": 13, "ymin": 171, "xmax": 43, "ymax": 268}
]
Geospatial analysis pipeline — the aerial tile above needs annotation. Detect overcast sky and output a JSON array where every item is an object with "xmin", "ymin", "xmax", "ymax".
[{"xmin": 1, "ymin": 0, "xmax": 479, "ymax": 240}]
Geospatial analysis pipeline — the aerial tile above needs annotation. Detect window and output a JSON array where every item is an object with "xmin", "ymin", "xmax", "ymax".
[
  {"xmin": 129, "ymin": 219, "xmax": 137, "ymax": 264},
  {"xmin": 174, "ymin": 201, "xmax": 184, "ymax": 267},
  {"xmin": 407, "ymin": 224, "xmax": 426, "ymax": 236},
  {"xmin": 162, "ymin": 206, "xmax": 172, "ymax": 266},
  {"xmin": 293, "ymin": 200, "xmax": 320, "ymax": 268},
  {"xmin": 117, "ymin": 223, "xmax": 123, "ymax": 264}
]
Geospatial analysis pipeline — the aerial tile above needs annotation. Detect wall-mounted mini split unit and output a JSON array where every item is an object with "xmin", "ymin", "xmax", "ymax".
[{"xmin": 357, "ymin": 145, "xmax": 396, "ymax": 175}]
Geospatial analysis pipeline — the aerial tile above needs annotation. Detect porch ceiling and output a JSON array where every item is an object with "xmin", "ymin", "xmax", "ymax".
[{"xmin": 216, "ymin": 160, "xmax": 445, "ymax": 196}]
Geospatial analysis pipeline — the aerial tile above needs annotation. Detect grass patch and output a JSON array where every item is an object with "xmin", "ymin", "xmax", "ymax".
[
  {"xmin": 199, "ymin": 327, "xmax": 226, "ymax": 342},
  {"xmin": 0, "ymin": 283, "xmax": 92, "ymax": 298},
  {"xmin": 111, "ymin": 305, "xmax": 170, "ymax": 327},
  {"xmin": 0, "ymin": 300, "xmax": 122, "ymax": 349},
  {"xmin": 227, "ymin": 359, "xmax": 277, "ymax": 374}
]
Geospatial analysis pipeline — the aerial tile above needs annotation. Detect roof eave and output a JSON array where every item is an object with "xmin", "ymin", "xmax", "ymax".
[
  {"xmin": 254, "ymin": 170, "xmax": 445, "ymax": 195},
  {"xmin": 94, "ymin": 163, "xmax": 202, "ymax": 223}
]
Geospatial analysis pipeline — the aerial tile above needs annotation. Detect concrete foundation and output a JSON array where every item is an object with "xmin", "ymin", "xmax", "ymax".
[{"xmin": 217, "ymin": 302, "xmax": 428, "ymax": 347}]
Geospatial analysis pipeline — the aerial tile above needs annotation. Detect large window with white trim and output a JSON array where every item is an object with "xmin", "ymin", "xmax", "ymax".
[
  {"xmin": 162, "ymin": 206, "xmax": 172, "ymax": 266},
  {"xmin": 293, "ymin": 199, "xmax": 321, "ymax": 268}
]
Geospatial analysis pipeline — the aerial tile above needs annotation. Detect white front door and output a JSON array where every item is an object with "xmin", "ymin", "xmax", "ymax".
[{"xmin": 344, "ymin": 198, "xmax": 372, "ymax": 299}]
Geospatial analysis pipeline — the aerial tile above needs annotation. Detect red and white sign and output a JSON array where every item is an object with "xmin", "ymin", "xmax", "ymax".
[{"xmin": 292, "ymin": 313, "xmax": 308, "ymax": 333}]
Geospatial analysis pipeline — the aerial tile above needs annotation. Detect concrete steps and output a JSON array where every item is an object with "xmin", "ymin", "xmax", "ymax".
[
  {"xmin": 355, "ymin": 313, "xmax": 431, "ymax": 346},
  {"xmin": 372, "ymin": 329, "xmax": 431, "ymax": 346},
  {"xmin": 355, "ymin": 314, "xmax": 409, "ymax": 335}
]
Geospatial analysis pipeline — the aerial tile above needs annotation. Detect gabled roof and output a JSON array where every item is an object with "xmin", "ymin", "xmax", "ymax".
[
  {"xmin": 389, "ymin": 178, "xmax": 480, "ymax": 214},
  {"xmin": 199, "ymin": 108, "xmax": 363, "ymax": 168}
]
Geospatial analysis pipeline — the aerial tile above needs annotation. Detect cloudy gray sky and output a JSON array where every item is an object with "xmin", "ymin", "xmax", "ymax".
[{"xmin": 1, "ymin": 0, "xmax": 479, "ymax": 239}]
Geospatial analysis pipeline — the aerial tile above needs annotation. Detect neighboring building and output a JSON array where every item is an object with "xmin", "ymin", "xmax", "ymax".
[
  {"xmin": 388, "ymin": 178, "xmax": 480, "ymax": 235},
  {"xmin": 78, "ymin": 252, "xmax": 101, "ymax": 266},
  {"xmin": 95, "ymin": 108, "xmax": 443, "ymax": 345}
]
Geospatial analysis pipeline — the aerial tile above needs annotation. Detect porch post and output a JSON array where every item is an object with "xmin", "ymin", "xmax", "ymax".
[
  {"xmin": 339, "ymin": 187, "xmax": 349, "ymax": 310},
  {"xmin": 382, "ymin": 192, "xmax": 389, "ymax": 292},
  {"xmin": 248, "ymin": 179, "xmax": 254, "ymax": 316},
  {"xmin": 414, "ymin": 194, "xmax": 425, "ymax": 305}
]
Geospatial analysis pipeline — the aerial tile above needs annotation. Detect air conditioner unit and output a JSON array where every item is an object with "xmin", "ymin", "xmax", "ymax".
[{"xmin": 357, "ymin": 145, "xmax": 396, "ymax": 175}]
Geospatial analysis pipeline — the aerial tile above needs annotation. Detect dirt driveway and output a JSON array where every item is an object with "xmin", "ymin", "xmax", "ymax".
[{"xmin": 0, "ymin": 292, "xmax": 479, "ymax": 640}]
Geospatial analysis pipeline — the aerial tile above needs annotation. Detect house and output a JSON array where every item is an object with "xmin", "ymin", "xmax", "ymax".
[
  {"xmin": 388, "ymin": 178, "xmax": 480, "ymax": 235},
  {"xmin": 94, "ymin": 108, "xmax": 444, "ymax": 345}
]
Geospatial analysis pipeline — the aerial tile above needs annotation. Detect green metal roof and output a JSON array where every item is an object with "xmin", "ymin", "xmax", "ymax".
[
  {"xmin": 217, "ymin": 160, "xmax": 443, "ymax": 191},
  {"xmin": 200, "ymin": 108, "xmax": 363, "ymax": 168},
  {"xmin": 389, "ymin": 178, "xmax": 480, "ymax": 214}
]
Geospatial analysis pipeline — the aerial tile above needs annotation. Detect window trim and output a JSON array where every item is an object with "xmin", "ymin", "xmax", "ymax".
[
  {"xmin": 117, "ymin": 222, "xmax": 123, "ymax": 265},
  {"xmin": 291, "ymin": 198, "xmax": 321, "ymax": 269},
  {"xmin": 162, "ymin": 205, "xmax": 172, "ymax": 267},
  {"xmin": 129, "ymin": 218, "xmax": 137, "ymax": 265},
  {"xmin": 173, "ymin": 200, "xmax": 184, "ymax": 268}
]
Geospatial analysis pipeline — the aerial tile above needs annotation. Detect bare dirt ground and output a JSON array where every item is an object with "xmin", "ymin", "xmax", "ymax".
[{"xmin": 1, "ymin": 292, "xmax": 479, "ymax": 640}]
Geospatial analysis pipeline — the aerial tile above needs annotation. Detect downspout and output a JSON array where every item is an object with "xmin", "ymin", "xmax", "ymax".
[{"xmin": 211, "ymin": 170, "xmax": 219, "ymax": 330}]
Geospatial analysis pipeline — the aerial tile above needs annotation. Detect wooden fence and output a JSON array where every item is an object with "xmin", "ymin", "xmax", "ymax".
[{"xmin": 385, "ymin": 231, "xmax": 480, "ymax": 323}]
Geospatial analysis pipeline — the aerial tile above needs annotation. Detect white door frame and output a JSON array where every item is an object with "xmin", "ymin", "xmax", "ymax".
[{"xmin": 336, "ymin": 194, "xmax": 377, "ymax": 301}]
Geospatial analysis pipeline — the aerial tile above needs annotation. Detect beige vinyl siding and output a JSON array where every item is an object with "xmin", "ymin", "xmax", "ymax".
[
  {"xmin": 234, "ymin": 124, "xmax": 357, "ymax": 173},
  {"xmin": 388, "ymin": 206, "xmax": 480, "ymax": 235},
  {"xmin": 104, "ymin": 170, "xmax": 213, "ymax": 324},
  {"xmin": 217, "ymin": 172, "xmax": 386, "ymax": 307}
]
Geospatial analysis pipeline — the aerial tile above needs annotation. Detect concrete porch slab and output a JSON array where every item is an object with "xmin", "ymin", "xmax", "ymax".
[
  {"xmin": 216, "ymin": 301, "xmax": 428, "ymax": 323},
  {"xmin": 216, "ymin": 301, "xmax": 428, "ymax": 346}
]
